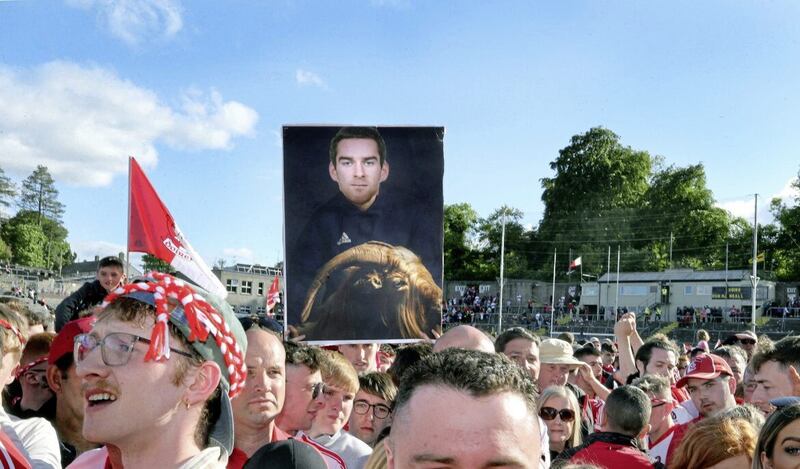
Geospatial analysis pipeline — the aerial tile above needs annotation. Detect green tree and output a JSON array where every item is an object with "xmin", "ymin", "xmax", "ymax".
[
  {"xmin": 638, "ymin": 164, "xmax": 732, "ymax": 270},
  {"xmin": 19, "ymin": 165, "xmax": 65, "ymax": 224},
  {"xmin": 767, "ymin": 170, "xmax": 800, "ymax": 280},
  {"xmin": 443, "ymin": 203, "xmax": 482, "ymax": 279},
  {"xmin": 141, "ymin": 254, "xmax": 175, "ymax": 274},
  {"xmin": 477, "ymin": 206, "xmax": 531, "ymax": 279},
  {"xmin": 0, "ymin": 238, "xmax": 12, "ymax": 262},
  {"xmin": 1, "ymin": 210, "xmax": 73, "ymax": 270},
  {"xmin": 0, "ymin": 167, "xmax": 16, "ymax": 211},
  {"xmin": 0, "ymin": 221, "xmax": 47, "ymax": 267},
  {"xmin": 535, "ymin": 128, "xmax": 653, "ymax": 279}
]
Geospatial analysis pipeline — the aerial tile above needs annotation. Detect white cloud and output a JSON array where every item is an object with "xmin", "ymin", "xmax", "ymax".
[
  {"xmin": 222, "ymin": 247, "xmax": 254, "ymax": 262},
  {"xmin": 295, "ymin": 69, "xmax": 326, "ymax": 88},
  {"xmin": 715, "ymin": 177, "xmax": 799, "ymax": 223},
  {"xmin": 776, "ymin": 177, "xmax": 800, "ymax": 204},
  {"xmin": 0, "ymin": 61, "xmax": 258, "ymax": 186},
  {"xmin": 66, "ymin": 0, "xmax": 183, "ymax": 46},
  {"xmin": 69, "ymin": 240, "xmax": 144, "ymax": 268}
]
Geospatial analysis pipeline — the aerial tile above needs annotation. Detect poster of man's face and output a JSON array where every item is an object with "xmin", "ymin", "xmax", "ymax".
[{"xmin": 283, "ymin": 126, "xmax": 444, "ymax": 344}]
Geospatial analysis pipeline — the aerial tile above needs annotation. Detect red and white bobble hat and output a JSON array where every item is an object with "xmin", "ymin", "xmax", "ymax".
[{"xmin": 676, "ymin": 353, "xmax": 734, "ymax": 388}]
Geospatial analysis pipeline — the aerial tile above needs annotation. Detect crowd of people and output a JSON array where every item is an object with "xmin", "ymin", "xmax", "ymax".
[{"xmin": 0, "ymin": 256, "xmax": 798, "ymax": 468}]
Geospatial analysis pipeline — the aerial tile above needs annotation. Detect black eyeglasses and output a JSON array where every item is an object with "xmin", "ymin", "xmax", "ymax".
[
  {"xmin": 353, "ymin": 400, "xmax": 392, "ymax": 419},
  {"xmin": 539, "ymin": 407, "xmax": 576, "ymax": 422},
  {"xmin": 311, "ymin": 382, "xmax": 326, "ymax": 400},
  {"xmin": 74, "ymin": 332, "xmax": 195, "ymax": 367},
  {"xmin": 738, "ymin": 339, "xmax": 756, "ymax": 345},
  {"xmin": 238, "ymin": 315, "xmax": 284, "ymax": 335}
]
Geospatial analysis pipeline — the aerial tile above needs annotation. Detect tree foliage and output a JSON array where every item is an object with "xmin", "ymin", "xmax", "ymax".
[
  {"xmin": 141, "ymin": 254, "xmax": 176, "ymax": 274},
  {"xmin": 1, "ymin": 221, "xmax": 48, "ymax": 267},
  {"xmin": 0, "ymin": 210, "xmax": 73, "ymax": 269},
  {"xmin": 0, "ymin": 167, "xmax": 16, "ymax": 210},
  {"xmin": 439, "ymin": 128, "xmax": 792, "ymax": 284},
  {"xmin": 19, "ymin": 165, "xmax": 65, "ymax": 224},
  {"xmin": 765, "ymin": 170, "xmax": 800, "ymax": 280}
]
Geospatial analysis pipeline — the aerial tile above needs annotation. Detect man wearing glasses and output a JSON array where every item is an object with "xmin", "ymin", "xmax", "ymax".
[
  {"xmin": 633, "ymin": 374, "xmax": 678, "ymax": 466},
  {"xmin": 70, "ymin": 273, "xmax": 248, "ymax": 468},
  {"xmin": 276, "ymin": 343, "xmax": 328, "ymax": 436},
  {"xmin": 347, "ymin": 372, "xmax": 396, "ymax": 447}
]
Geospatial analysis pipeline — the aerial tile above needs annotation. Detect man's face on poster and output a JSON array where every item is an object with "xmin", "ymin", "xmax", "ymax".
[{"xmin": 329, "ymin": 138, "xmax": 389, "ymax": 211}]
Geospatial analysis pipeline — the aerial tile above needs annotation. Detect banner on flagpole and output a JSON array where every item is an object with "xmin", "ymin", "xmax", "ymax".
[{"xmin": 128, "ymin": 157, "xmax": 227, "ymax": 299}]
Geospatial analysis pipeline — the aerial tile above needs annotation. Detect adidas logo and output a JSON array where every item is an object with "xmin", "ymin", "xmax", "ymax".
[{"xmin": 337, "ymin": 232, "xmax": 352, "ymax": 246}]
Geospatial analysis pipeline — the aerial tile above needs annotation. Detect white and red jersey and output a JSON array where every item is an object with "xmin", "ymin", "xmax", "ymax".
[
  {"xmin": 295, "ymin": 431, "xmax": 347, "ymax": 469},
  {"xmin": 647, "ymin": 425, "xmax": 680, "ymax": 466}
]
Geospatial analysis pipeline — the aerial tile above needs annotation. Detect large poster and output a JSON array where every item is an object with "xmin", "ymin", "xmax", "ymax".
[{"xmin": 283, "ymin": 126, "xmax": 444, "ymax": 344}]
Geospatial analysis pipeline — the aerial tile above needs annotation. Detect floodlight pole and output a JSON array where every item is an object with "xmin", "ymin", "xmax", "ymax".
[
  {"xmin": 550, "ymin": 248, "xmax": 556, "ymax": 337},
  {"xmin": 498, "ymin": 211, "xmax": 506, "ymax": 334},
  {"xmin": 751, "ymin": 194, "xmax": 759, "ymax": 334}
]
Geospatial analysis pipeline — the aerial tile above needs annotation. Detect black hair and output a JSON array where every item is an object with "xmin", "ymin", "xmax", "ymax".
[
  {"xmin": 604, "ymin": 385, "xmax": 650, "ymax": 436},
  {"xmin": 494, "ymin": 327, "xmax": 539, "ymax": 354}
]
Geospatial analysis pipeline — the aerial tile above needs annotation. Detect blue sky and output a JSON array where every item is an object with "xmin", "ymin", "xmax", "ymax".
[{"xmin": 1, "ymin": 0, "xmax": 798, "ymax": 269}]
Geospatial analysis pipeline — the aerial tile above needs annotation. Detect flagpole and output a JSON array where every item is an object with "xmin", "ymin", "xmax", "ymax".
[
  {"xmin": 550, "ymin": 248, "xmax": 556, "ymax": 337},
  {"xmin": 607, "ymin": 245, "xmax": 611, "ymax": 320},
  {"xmin": 725, "ymin": 241, "xmax": 729, "ymax": 312},
  {"xmin": 126, "ymin": 157, "xmax": 132, "ymax": 280},
  {"xmin": 751, "ymin": 194, "xmax": 759, "ymax": 334}
]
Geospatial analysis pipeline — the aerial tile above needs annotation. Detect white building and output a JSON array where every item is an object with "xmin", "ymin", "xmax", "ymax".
[{"xmin": 580, "ymin": 269, "xmax": 775, "ymax": 321}]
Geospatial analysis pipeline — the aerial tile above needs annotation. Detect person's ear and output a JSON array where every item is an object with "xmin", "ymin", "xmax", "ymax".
[
  {"xmin": 637, "ymin": 423, "xmax": 651, "ymax": 440},
  {"xmin": 329, "ymin": 162, "xmax": 339, "ymax": 182},
  {"xmin": 384, "ymin": 437, "xmax": 395, "ymax": 469},
  {"xmin": 380, "ymin": 160, "xmax": 390, "ymax": 183},
  {"xmin": 184, "ymin": 361, "xmax": 222, "ymax": 406},
  {"xmin": 46, "ymin": 365, "xmax": 62, "ymax": 393},
  {"xmin": 635, "ymin": 359, "xmax": 645, "ymax": 376},
  {"xmin": 761, "ymin": 450, "xmax": 772, "ymax": 469},
  {"xmin": 5, "ymin": 363, "xmax": 18, "ymax": 386},
  {"xmin": 729, "ymin": 376, "xmax": 737, "ymax": 394}
]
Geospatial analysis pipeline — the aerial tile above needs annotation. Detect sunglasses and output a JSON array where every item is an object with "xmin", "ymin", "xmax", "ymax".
[
  {"xmin": 539, "ymin": 407, "xmax": 576, "ymax": 422},
  {"xmin": 650, "ymin": 398, "xmax": 671, "ymax": 409},
  {"xmin": 238, "ymin": 315, "xmax": 284, "ymax": 335},
  {"xmin": 738, "ymin": 339, "xmax": 756, "ymax": 345},
  {"xmin": 311, "ymin": 382, "xmax": 326, "ymax": 400}
]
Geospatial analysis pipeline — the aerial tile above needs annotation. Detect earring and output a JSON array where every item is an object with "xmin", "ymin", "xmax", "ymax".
[{"xmin": 183, "ymin": 399, "xmax": 190, "ymax": 410}]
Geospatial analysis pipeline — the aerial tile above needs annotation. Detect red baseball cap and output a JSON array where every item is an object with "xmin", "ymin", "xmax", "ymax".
[
  {"xmin": 48, "ymin": 317, "xmax": 95, "ymax": 365},
  {"xmin": 676, "ymin": 353, "xmax": 733, "ymax": 388}
]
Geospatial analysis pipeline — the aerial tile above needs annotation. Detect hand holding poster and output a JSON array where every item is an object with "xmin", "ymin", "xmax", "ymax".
[{"xmin": 283, "ymin": 126, "xmax": 444, "ymax": 343}]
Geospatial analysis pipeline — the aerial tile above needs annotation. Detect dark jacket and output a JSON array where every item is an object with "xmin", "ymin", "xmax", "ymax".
[
  {"xmin": 554, "ymin": 432, "xmax": 663, "ymax": 469},
  {"xmin": 55, "ymin": 280, "xmax": 106, "ymax": 331}
]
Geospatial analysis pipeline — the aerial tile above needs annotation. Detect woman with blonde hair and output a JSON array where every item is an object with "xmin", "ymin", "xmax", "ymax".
[
  {"xmin": 669, "ymin": 417, "xmax": 757, "ymax": 469},
  {"xmin": 538, "ymin": 385, "xmax": 582, "ymax": 461}
]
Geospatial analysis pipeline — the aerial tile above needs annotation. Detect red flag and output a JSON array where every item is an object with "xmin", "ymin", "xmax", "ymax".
[
  {"xmin": 569, "ymin": 256, "xmax": 582, "ymax": 269},
  {"xmin": 266, "ymin": 276, "xmax": 280, "ymax": 317},
  {"xmin": 128, "ymin": 157, "xmax": 227, "ymax": 298}
]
